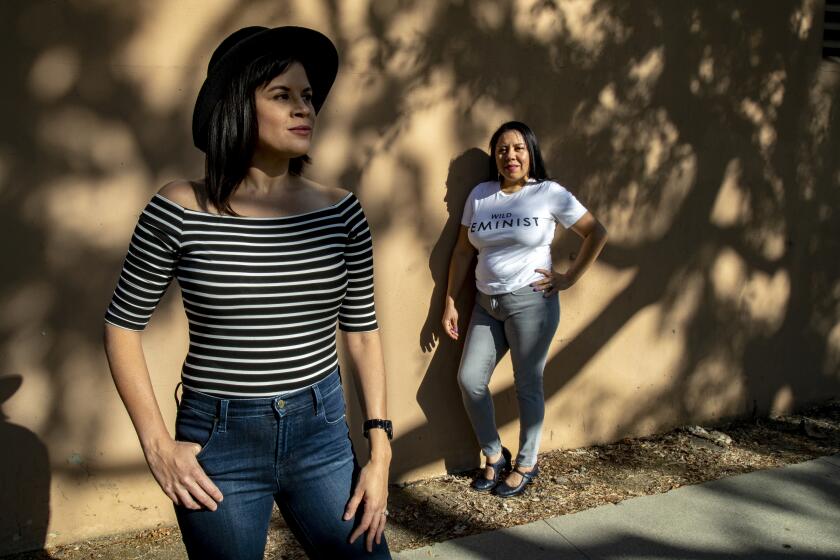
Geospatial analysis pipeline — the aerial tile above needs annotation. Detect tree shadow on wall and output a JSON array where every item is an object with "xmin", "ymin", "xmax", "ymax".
[
  {"xmin": 379, "ymin": 0, "xmax": 840, "ymax": 476},
  {"xmin": 1, "ymin": 1, "xmax": 839, "ymax": 552},
  {"xmin": 0, "ymin": 376, "xmax": 52, "ymax": 557},
  {"xmin": 393, "ymin": 148, "xmax": 488, "ymax": 474}
]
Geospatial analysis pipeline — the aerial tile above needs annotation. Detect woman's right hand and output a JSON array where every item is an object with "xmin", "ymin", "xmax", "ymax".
[
  {"xmin": 103, "ymin": 326, "xmax": 223, "ymax": 511},
  {"xmin": 441, "ymin": 302, "xmax": 460, "ymax": 340},
  {"xmin": 143, "ymin": 437, "xmax": 223, "ymax": 511}
]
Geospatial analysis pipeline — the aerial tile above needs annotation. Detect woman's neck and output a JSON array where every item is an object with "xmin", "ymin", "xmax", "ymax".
[
  {"xmin": 500, "ymin": 176, "xmax": 529, "ymax": 193},
  {"xmin": 241, "ymin": 153, "xmax": 299, "ymax": 195}
]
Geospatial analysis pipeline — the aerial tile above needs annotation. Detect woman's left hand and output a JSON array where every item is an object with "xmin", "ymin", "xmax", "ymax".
[
  {"xmin": 344, "ymin": 458, "xmax": 390, "ymax": 552},
  {"xmin": 532, "ymin": 268, "xmax": 576, "ymax": 297}
]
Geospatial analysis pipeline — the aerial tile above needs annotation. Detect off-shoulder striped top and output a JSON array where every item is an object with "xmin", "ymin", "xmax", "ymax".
[{"xmin": 105, "ymin": 192, "xmax": 377, "ymax": 398}]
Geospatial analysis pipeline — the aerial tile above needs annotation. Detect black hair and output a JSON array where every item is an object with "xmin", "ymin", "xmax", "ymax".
[
  {"xmin": 202, "ymin": 55, "xmax": 311, "ymax": 215},
  {"xmin": 487, "ymin": 121, "xmax": 549, "ymax": 183}
]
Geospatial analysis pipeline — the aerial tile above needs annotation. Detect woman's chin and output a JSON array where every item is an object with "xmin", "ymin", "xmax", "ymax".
[{"xmin": 255, "ymin": 144, "xmax": 310, "ymax": 160}]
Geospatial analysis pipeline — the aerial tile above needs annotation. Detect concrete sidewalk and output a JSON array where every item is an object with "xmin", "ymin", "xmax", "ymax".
[{"xmin": 393, "ymin": 454, "xmax": 840, "ymax": 559}]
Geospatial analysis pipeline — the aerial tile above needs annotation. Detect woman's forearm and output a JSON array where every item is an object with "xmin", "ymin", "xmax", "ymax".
[
  {"xmin": 445, "ymin": 253, "xmax": 473, "ymax": 305},
  {"xmin": 342, "ymin": 330, "xmax": 391, "ymax": 462},
  {"xmin": 566, "ymin": 220, "xmax": 608, "ymax": 282},
  {"xmin": 104, "ymin": 323, "xmax": 223, "ymax": 509},
  {"xmin": 445, "ymin": 227, "xmax": 477, "ymax": 306},
  {"xmin": 103, "ymin": 324, "xmax": 172, "ymax": 451},
  {"xmin": 441, "ymin": 227, "xmax": 477, "ymax": 340}
]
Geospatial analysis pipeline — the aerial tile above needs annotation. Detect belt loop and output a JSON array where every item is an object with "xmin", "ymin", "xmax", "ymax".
[
  {"xmin": 217, "ymin": 399, "xmax": 229, "ymax": 433},
  {"xmin": 173, "ymin": 382, "xmax": 183, "ymax": 407},
  {"xmin": 312, "ymin": 384, "xmax": 323, "ymax": 416}
]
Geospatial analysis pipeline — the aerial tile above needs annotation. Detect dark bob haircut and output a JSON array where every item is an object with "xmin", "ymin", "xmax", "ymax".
[
  {"xmin": 202, "ymin": 55, "xmax": 311, "ymax": 215},
  {"xmin": 487, "ymin": 121, "xmax": 550, "ymax": 183}
]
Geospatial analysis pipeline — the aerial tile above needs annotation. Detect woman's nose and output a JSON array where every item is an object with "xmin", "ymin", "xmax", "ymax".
[{"xmin": 293, "ymin": 99, "xmax": 311, "ymax": 117}]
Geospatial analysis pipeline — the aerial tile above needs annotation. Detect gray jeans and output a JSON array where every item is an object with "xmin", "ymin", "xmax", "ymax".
[{"xmin": 457, "ymin": 285, "xmax": 560, "ymax": 467}]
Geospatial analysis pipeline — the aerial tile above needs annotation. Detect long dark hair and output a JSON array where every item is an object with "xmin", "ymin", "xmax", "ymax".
[
  {"xmin": 487, "ymin": 121, "xmax": 549, "ymax": 183},
  {"xmin": 202, "ymin": 55, "xmax": 311, "ymax": 215}
]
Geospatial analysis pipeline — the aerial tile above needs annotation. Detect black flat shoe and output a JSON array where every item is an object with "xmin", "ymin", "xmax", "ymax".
[
  {"xmin": 471, "ymin": 447, "xmax": 512, "ymax": 492},
  {"xmin": 493, "ymin": 465, "xmax": 539, "ymax": 498}
]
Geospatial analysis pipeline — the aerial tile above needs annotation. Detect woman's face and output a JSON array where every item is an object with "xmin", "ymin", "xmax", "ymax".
[
  {"xmin": 253, "ymin": 62, "xmax": 315, "ymax": 159},
  {"xmin": 494, "ymin": 130, "xmax": 531, "ymax": 186}
]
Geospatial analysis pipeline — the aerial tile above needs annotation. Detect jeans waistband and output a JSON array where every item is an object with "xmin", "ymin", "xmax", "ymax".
[
  {"xmin": 479, "ymin": 284, "xmax": 546, "ymax": 310},
  {"xmin": 479, "ymin": 284, "xmax": 539, "ymax": 298},
  {"xmin": 178, "ymin": 368, "xmax": 341, "ymax": 421}
]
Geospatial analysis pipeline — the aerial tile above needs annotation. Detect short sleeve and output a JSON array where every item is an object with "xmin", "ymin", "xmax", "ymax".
[
  {"xmin": 460, "ymin": 185, "xmax": 478, "ymax": 227},
  {"xmin": 104, "ymin": 195, "xmax": 185, "ymax": 331},
  {"xmin": 547, "ymin": 182, "xmax": 588, "ymax": 229},
  {"xmin": 338, "ymin": 195, "xmax": 378, "ymax": 332}
]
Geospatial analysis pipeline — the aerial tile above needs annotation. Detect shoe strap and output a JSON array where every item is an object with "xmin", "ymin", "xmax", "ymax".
[
  {"xmin": 513, "ymin": 466, "xmax": 537, "ymax": 479},
  {"xmin": 486, "ymin": 449, "xmax": 510, "ymax": 469},
  {"xmin": 485, "ymin": 459, "xmax": 505, "ymax": 476}
]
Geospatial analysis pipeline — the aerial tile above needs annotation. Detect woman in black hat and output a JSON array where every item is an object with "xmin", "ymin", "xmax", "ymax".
[{"xmin": 103, "ymin": 26, "xmax": 392, "ymax": 559}]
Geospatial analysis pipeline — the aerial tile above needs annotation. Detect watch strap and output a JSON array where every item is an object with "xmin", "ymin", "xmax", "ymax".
[{"xmin": 363, "ymin": 419, "xmax": 393, "ymax": 440}]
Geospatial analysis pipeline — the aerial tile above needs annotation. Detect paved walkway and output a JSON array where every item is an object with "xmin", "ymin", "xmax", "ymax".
[{"xmin": 394, "ymin": 454, "xmax": 840, "ymax": 559}]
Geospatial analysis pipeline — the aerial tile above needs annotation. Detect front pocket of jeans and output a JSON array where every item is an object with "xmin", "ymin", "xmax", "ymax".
[
  {"xmin": 321, "ymin": 384, "xmax": 347, "ymax": 425},
  {"xmin": 175, "ymin": 406, "xmax": 219, "ymax": 459}
]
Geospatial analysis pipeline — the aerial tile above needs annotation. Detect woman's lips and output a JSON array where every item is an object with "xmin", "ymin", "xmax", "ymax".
[{"xmin": 289, "ymin": 126, "xmax": 312, "ymax": 136}]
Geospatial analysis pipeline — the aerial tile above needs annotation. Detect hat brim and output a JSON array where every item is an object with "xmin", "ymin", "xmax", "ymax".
[{"xmin": 192, "ymin": 26, "xmax": 338, "ymax": 152}]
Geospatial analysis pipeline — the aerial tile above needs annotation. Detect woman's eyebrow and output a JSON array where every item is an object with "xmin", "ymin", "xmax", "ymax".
[{"xmin": 266, "ymin": 85, "xmax": 313, "ymax": 92}]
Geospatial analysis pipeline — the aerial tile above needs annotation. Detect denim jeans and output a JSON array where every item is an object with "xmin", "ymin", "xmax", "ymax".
[
  {"xmin": 457, "ymin": 286, "xmax": 560, "ymax": 467},
  {"xmin": 174, "ymin": 370, "xmax": 391, "ymax": 559}
]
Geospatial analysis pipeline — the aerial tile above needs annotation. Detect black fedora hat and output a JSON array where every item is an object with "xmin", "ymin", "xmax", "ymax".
[{"xmin": 192, "ymin": 26, "xmax": 339, "ymax": 153}]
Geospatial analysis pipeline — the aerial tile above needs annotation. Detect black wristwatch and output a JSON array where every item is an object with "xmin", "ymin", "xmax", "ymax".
[{"xmin": 363, "ymin": 419, "xmax": 393, "ymax": 440}]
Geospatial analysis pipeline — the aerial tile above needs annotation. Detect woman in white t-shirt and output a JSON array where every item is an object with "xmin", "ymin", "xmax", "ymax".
[{"xmin": 442, "ymin": 121, "xmax": 607, "ymax": 497}]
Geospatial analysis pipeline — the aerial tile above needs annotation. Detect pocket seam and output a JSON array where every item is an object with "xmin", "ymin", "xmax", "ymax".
[
  {"xmin": 175, "ymin": 412, "xmax": 219, "ymax": 460},
  {"xmin": 321, "ymin": 385, "xmax": 346, "ymax": 425},
  {"xmin": 194, "ymin": 419, "xmax": 219, "ymax": 459},
  {"xmin": 324, "ymin": 412, "xmax": 347, "ymax": 425}
]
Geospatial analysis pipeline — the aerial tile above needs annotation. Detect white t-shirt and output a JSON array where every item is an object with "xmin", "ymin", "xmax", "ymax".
[{"xmin": 461, "ymin": 179, "xmax": 588, "ymax": 295}]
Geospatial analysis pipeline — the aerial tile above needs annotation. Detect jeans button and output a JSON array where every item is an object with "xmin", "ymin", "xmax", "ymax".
[{"xmin": 276, "ymin": 398, "xmax": 285, "ymax": 409}]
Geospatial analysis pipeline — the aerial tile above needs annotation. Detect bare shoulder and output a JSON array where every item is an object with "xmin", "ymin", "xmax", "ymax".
[
  {"xmin": 157, "ymin": 179, "xmax": 206, "ymax": 211},
  {"xmin": 299, "ymin": 177, "xmax": 352, "ymax": 205}
]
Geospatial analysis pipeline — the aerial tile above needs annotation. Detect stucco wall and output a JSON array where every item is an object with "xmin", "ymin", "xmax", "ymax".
[{"xmin": 1, "ymin": 0, "xmax": 839, "ymax": 553}]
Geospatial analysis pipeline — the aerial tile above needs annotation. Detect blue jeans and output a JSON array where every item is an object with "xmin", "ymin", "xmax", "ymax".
[
  {"xmin": 457, "ymin": 286, "xmax": 560, "ymax": 467},
  {"xmin": 174, "ymin": 370, "xmax": 391, "ymax": 559}
]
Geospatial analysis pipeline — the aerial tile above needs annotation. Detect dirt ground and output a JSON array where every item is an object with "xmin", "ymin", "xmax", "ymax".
[{"xmin": 7, "ymin": 399, "xmax": 840, "ymax": 560}]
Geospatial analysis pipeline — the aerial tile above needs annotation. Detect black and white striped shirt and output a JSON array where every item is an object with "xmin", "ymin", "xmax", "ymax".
[
  {"xmin": 826, "ymin": 0, "xmax": 840, "ymax": 59},
  {"xmin": 105, "ymin": 193, "xmax": 377, "ymax": 398}
]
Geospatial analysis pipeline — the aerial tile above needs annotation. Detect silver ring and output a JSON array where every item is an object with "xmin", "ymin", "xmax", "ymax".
[{"xmin": 382, "ymin": 509, "xmax": 389, "ymax": 516}]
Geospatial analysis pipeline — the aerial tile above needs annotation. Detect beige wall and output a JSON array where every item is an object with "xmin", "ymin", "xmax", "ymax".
[{"xmin": 2, "ymin": 0, "xmax": 839, "ymax": 553}]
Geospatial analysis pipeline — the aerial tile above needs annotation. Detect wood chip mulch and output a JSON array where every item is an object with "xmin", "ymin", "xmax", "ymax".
[
  {"xmin": 12, "ymin": 399, "xmax": 840, "ymax": 560},
  {"xmin": 386, "ymin": 400, "xmax": 840, "ymax": 552}
]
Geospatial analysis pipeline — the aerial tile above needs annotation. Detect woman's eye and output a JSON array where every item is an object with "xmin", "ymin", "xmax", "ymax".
[{"xmin": 274, "ymin": 93, "xmax": 290, "ymax": 100}]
